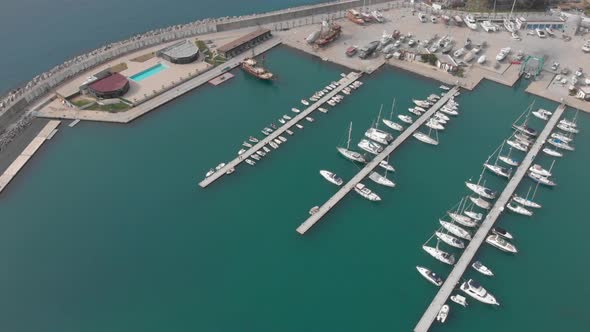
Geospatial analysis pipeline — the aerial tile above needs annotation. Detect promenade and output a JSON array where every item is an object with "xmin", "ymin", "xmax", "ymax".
[{"xmin": 413, "ymin": 103, "xmax": 566, "ymax": 332}]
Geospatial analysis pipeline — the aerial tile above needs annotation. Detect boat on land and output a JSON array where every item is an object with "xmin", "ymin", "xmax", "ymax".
[
  {"xmin": 507, "ymin": 201, "xmax": 533, "ymax": 216},
  {"xmin": 241, "ymin": 58, "xmax": 274, "ymax": 80},
  {"xmin": 436, "ymin": 305, "xmax": 449, "ymax": 323},
  {"xmin": 470, "ymin": 196, "xmax": 491, "ymax": 209},
  {"xmin": 465, "ymin": 181, "xmax": 496, "ymax": 199},
  {"xmin": 435, "ymin": 231, "xmax": 465, "ymax": 249},
  {"xmin": 472, "ymin": 260, "xmax": 494, "ymax": 276},
  {"xmin": 492, "ymin": 227, "xmax": 514, "ymax": 240},
  {"xmin": 320, "ymin": 170, "xmax": 343, "ymax": 186},
  {"xmin": 315, "ymin": 21, "xmax": 342, "ymax": 47},
  {"xmin": 464, "ymin": 15, "xmax": 478, "ymax": 30},
  {"xmin": 354, "ymin": 183, "xmax": 381, "ymax": 201},
  {"xmin": 543, "ymin": 147, "xmax": 563, "ymax": 157},
  {"xmin": 369, "ymin": 171, "xmax": 395, "ymax": 187},
  {"xmin": 398, "ymin": 114, "xmax": 413, "ymax": 124},
  {"xmin": 423, "ymin": 244, "xmax": 456, "ymax": 265},
  {"xmin": 337, "ymin": 122, "xmax": 366, "ymax": 163},
  {"xmin": 528, "ymin": 171, "xmax": 556, "ymax": 187},
  {"xmin": 416, "ymin": 266, "xmax": 443, "ymax": 286},
  {"xmin": 533, "ymin": 108, "xmax": 552, "ymax": 120},
  {"xmin": 439, "ymin": 220, "xmax": 472, "ymax": 240},
  {"xmin": 461, "ymin": 279, "xmax": 499, "ymax": 305},
  {"xmin": 358, "ymin": 139, "xmax": 383, "ymax": 155},
  {"xmin": 450, "ymin": 294, "xmax": 468, "ymax": 307},
  {"xmin": 486, "ymin": 234, "xmax": 518, "ymax": 253}
]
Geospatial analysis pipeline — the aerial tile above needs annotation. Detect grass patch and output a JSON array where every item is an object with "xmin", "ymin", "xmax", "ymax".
[
  {"xmin": 69, "ymin": 97, "xmax": 94, "ymax": 107},
  {"xmin": 195, "ymin": 39, "xmax": 209, "ymax": 53},
  {"xmin": 206, "ymin": 54, "xmax": 227, "ymax": 66},
  {"xmin": 131, "ymin": 52, "xmax": 155, "ymax": 62},
  {"xmin": 87, "ymin": 102, "xmax": 131, "ymax": 112},
  {"xmin": 109, "ymin": 62, "xmax": 128, "ymax": 73}
]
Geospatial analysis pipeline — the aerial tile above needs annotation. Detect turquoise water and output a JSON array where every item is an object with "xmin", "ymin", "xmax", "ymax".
[
  {"xmin": 130, "ymin": 63, "xmax": 168, "ymax": 82},
  {"xmin": 0, "ymin": 47, "xmax": 589, "ymax": 331}
]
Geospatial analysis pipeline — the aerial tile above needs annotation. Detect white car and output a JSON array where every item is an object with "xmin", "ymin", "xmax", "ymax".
[
  {"xmin": 583, "ymin": 40, "xmax": 590, "ymax": 53},
  {"xmin": 535, "ymin": 28, "xmax": 547, "ymax": 38}
]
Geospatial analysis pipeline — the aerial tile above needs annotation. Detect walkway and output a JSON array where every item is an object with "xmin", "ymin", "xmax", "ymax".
[
  {"xmin": 296, "ymin": 86, "xmax": 460, "ymax": 235},
  {"xmin": 199, "ymin": 72, "xmax": 363, "ymax": 188},
  {"xmin": 413, "ymin": 103, "xmax": 566, "ymax": 332}
]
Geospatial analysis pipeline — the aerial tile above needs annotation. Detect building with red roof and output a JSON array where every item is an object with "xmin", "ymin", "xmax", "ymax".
[{"xmin": 87, "ymin": 73, "xmax": 130, "ymax": 99}]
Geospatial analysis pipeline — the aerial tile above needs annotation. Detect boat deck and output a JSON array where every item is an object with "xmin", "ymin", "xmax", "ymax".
[
  {"xmin": 198, "ymin": 72, "xmax": 362, "ymax": 188},
  {"xmin": 413, "ymin": 103, "xmax": 566, "ymax": 332},
  {"xmin": 295, "ymin": 86, "xmax": 460, "ymax": 235}
]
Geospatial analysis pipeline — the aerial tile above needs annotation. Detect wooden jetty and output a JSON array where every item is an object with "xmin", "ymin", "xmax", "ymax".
[
  {"xmin": 413, "ymin": 104, "xmax": 566, "ymax": 332},
  {"xmin": 296, "ymin": 86, "xmax": 460, "ymax": 235},
  {"xmin": 198, "ymin": 72, "xmax": 363, "ymax": 188}
]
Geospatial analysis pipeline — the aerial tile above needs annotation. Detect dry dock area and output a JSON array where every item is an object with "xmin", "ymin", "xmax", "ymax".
[
  {"xmin": 296, "ymin": 86, "xmax": 460, "ymax": 235},
  {"xmin": 0, "ymin": 120, "xmax": 61, "ymax": 194},
  {"xmin": 198, "ymin": 71, "xmax": 362, "ymax": 188},
  {"xmin": 413, "ymin": 103, "xmax": 566, "ymax": 332}
]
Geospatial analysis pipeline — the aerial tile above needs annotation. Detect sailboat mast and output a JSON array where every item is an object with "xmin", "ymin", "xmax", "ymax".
[
  {"xmin": 347, "ymin": 122, "xmax": 352, "ymax": 149},
  {"xmin": 509, "ymin": 0, "xmax": 517, "ymax": 20},
  {"xmin": 549, "ymin": 159, "xmax": 556, "ymax": 172},
  {"xmin": 532, "ymin": 181, "xmax": 540, "ymax": 199},
  {"xmin": 377, "ymin": 104, "xmax": 383, "ymax": 129}
]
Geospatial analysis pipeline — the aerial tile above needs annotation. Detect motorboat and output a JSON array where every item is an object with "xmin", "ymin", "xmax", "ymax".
[
  {"xmin": 414, "ymin": 131, "xmax": 438, "ymax": 145},
  {"xmin": 285, "ymin": 129, "xmax": 293, "ymax": 136},
  {"xmin": 283, "ymin": 115, "xmax": 292, "ymax": 120},
  {"xmin": 543, "ymin": 147, "xmax": 563, "ymax": 157},
  {"xmin": 450, "ymin": 294, "xmax": 468, "ymax": 307},
  {"xmin": 506, "ymin": 139, "xmax": 528, "ymax": 152},
  {"xmin": 354, "ymin": 183, "xmax": 381, "ymax": 201},
  {"xmin": 278, "ymin": 118, "xmax": 285, "ymax": 124},
  {"xmin": 440, "ymin": 106, "xmax": 458, "ymax": 116},
  {"xmin": 256, "ymin": 150, "xmax": 266, "ymax": 157},
  {"xmin": 529, "ymin": 164, "xmax": 552, "ymax": 177},
  {"xmin": 383, "ymin": 119, "xmax": 404, "ymax": 131},
  {"xmin": 296, "ymin": 124, "xmax": 304, "ymax": 129},
  {"xmin": 309, "ymin": 206, "xmax": 320, "ymax": 215},
  {"xmin": 269, "ymin": 141, "xmax": 279, "ymax": 149},
  {"xmin": 238, "ymin": 148, "xmax": 246, "ymax": 155},
  {"xmin": 251, "ymin": 154, "xmax": 261, "ymax": 160},
  {"xmin": 245, "ymin": 159, "xmax": 256, "ymax": 166},
  {"xmin": 465, "ymin": 182, "xmax": 497, "ymax": 199},
  {"xmin": 379, "ymin": 160, "xmax": 395, "ymax": 172},
  {"xmin": 426, "ymin": 119, "xmax": 445, "ymax": 131},
  {"xmin": 318, "ymin": 107, "xmax": 328, "ymax": 113},
  {"xmin": 559, "ymin": 118, "xmax": 577, "ymax": 128},
  {"xmin": 484, "ymin": 163, "xmax": 511, "ymax": 179},
  {"xmin": 432, "ymin": 116, "xmax": 447, "ymax": 125},
  {"xmin": 513, "ymin": 194, "xmax": 541, "ymax": 209},
  {"xmin": 416, "ymin": 266, "xmax": 443, "ymax": 286},
  {"xmin": 413, "ymin": 99, "xmax": 431, "ymax": 108},
  {"xmin": 422, "ymin": 245, "xmax": 456, "ymax": 265},
  {"xmin": 551, "ymin": 132, "xmax": 572, "ymax": 143},
  {"xmin": 472, "ymin": 260, "xmax": 494, "ymax": 276},
  {"xmin": 436, "ymin": 231, "xmax": 465, "ymax": 249},
  {"xmin": 532, "ymin": 108, "xmax": 552, "ymax": 120},
  {"xmin": 557, "ymin": 123, "xmax": 579, "ymax": 134},
  {"xmin": 448, "ymin": 212, "xmax": 478, "ymax": 227},
  {"xmin": 436, "ymin": 305, "xmax": 449, "ymax": 323},
  {"xmin": 528, "ymin": 171, "xmax": 556, "ymax": 187},
  {"xmin": 291, "ymin": 107, "xmax": 301, "ymax": 113},
  {"xmin": 205, "ymin": 168, "xmax": 215, "ymax": 177},
  {"xmin": 547, "ymin": 138, "xmax": 574, "ymax": 151},
  {"xmin": 409, "ymin": 108, "xmax": 423, "ymax": 116},
  {"xmin": 492, "ymin": 227, "xmax": 514, "ymax": 240},
  {"xmin": 460, "ymin": 279, "xmax": 499, "ymax": 305},
  {"xmin": 273, "ymin": 138, "xmax": 282, "ymax": 145},
  {"xmin": 435, "ymin": 112, "xmax": 450, "ymax": 121},
  {"xmin": 439, "ymin": 220, "xmax": 472, "ymax": 240},
  {"xmin": 278, "ymin": 136, "xmax": 287, "ymax": 142},
  {"xmin": 243, "ymin": 141, "xmax": 253, "ymax": 148},
  {"xmin": 470, "ymin": 196, "xmax": 491, "ymax": 209},
  {"xmin": 365, "ymin": 128, "xmax": 393, "ymax": 145},
  {"xmin": 369, "ymin": 172, "xmax": 395, "ymax": 187},
  {"xmin": 398, "ymin": 115, "xmax": 413, "ymax": 124},
  {"xmin": 464, "ymin": 211, "xmax": 483, "ymax": 221},
  {"xmin": 515, "ymin": 132, "xmax": 534, "ymax": 144},
  {"xmin": 320, "ymin": 170, "xmax": 344, "ymax": 186},
  {"xmin": 499, "ymin": 155, "xmax": 520, "ymax": 166},
  {"xmin": 507, "ymin": 201, "xmax": 533, "ymax": 216},
  {"xmin": 440, "ymin": 85, "xmax": 451, "ymax": 91},
  {"xmin": 248, "ymin": 136, "xmax": 259, "ymax": 143},
  {"xmin": 263, "ymin": 146, "xmax": 271, "ymax": 153},
  {"xmin": 358, "ymin": 139, "xmax": 383, "ymax": 155},
  {"xmin": 306, "ymin": 116, "xmax": 315, "ymax": 123},
  {"xmin": 486, "ymin": 234, "xmax": 518, "ymax": 253}
]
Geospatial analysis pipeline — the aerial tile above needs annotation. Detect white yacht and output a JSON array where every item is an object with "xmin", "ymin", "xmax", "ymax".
[
  {"xmin": 464, "ymin": 211, "xmax": 483, "ymax": 221},
  {"xmin": 245, "ymin": 159, "xmax": 256, "ymax": 166},
  {"xmin": 435, "ymin": 112, "xmax": 450, "ymax": 121},
  {"xmin": 354, "ymin": 183, "xmax": 381, "ymax": 201},
  {"xmin": 243, "ymin": 141, "xmax": 253, "ymax": 148},
  {"xmin": 450, "ymin": 294, "xmax": 468, "ymax": 307},
  {"xmin": 422, "ymin": 245, "xmax": 456, "ymax": 265},
  {"xmin": 440, "ymin": 106, "xmax": 458, "ymax": 116},
  {"xmin": 465, "ymin": 181, "xmax": 497, "ymax": 199},
  {"xmin": 492, "ymin": 226, "xmax": 514, "ymax": 240},
  {"xmin": 513, "ymin": 194, "xmax": 541, "ymax": 209},
  {"xmin": 409, "ymin": 108, "xmax": 423, "ymax": 116},
  {"xmin": 413, "ymin": 131, "xmax": 439, "ymax": 145},
  {"xmin": 532, "ymin": 108, "xmax": 552, "ymax": 120},
  {"xmin": 301, "ymin": 99, "xmax": 309, "ymax": 106},
  {"xmin": 383, "ymin": 119, "xmax": 404, "ymax": 131},
  {"xmin": 416, "ymin": 266, "xmax": 443, "ymax": 286},
  {"xmin": 358, "ymin": 139, "xmax": 383, "ymax": 155},
  {"xmin": 283, "ymin": 114, "xmax": 292, "ymax": 120},
  {"xmin": 543, "ymin": 147, "xmax": 563, "ymax": 157},
  {"xmin": 529, "ymin": 164, "xmax": 552, "ymax": 177},
  {"xmin": 484, "ymin": 163, "xmax": 511, "ymax": 179},
  {"xmin": 398, "ymin": 114, "xmax": 413, "ymax": 124},
  {"xmin": 547, "ymin": 138, "xmax": 574, "ymax": 151},
  {"xmin": 365, "ymin": 127, "xmax": 393, "ymax": 145},
  {"xmin": 439, "ymin": 220, "xmax": 472, "ymax": 240},
  {"xmin": 435, "ymin": 231, "xmax": 465, "ymax": 249},
  {"xmin": 291, "ymin": 107, "xmax": 301, "ymax": 113},
  {"xmin": 318, "ymin": 107, "xmax": 328, "ymax": 113},
  {"xmin": 559, "ymin": 118, "xmax": 577, "ymax": 127},
  {"xmin": 319, "ymin": 170, "xmax": 344, "ymax": 186},
  {"xmin": 506, "ymin": 139, "xmax": 528, "ymax": 152},
  {"xmin": 379, "ymin": 160, "xmax": 395, "ymax": 172},
  {"xmin": 413, "ymin": 99, "xmax": 431, "ymax": 108},
  {"xmin": 432, "ymin": 115, "xmax": 447, "ymax": 124},
  {"xmin": 461, "ymin": 279, "xmax": 499, "ymax": 305},
  {"xmin": 369, "ymin": 172, "xmax": 395, "ymax": 187},
  {"xmin": 472, "ymin": 260, "xmax": 494, "ymax": 276},
  {"xmin": 507, "ymin": 201, "xmax": 533, "ymax": 216},
  {"xmin": 436, "ymin": 305, "xmax": 449, "ymax": 323},
  {"xmin": 551, "ymin": 132, "xmax": 572, "ymax": 143},
  {"xmin": 278, "ymin": 135, "xmax": 287, "ymax": 142},
  {"xmin": 477, "ymin": 55, "xmax": 486, "ymax": 64},
  {"xmin": 470, "ymin": 196, "xmax": 492, "ymax": 209},
  {"xmin": 528, "ymin": 171, "xmax": 556, "ymax": 187},
  {"xmin": 486, "ymin": 234, "xmax": 518, "ymax": 253},
  {"xmin": 337, "ymin": 123, "xmax": 366, "ymax": 163},
  {"xmin": 448, "ymin": 212, "xmax": 478, "ymax": 227},
  {"xmin": 557, "ymin": 123, "xmax": 579, "ymax": 134},
  {"xmin": 513, "ymin": 123, "xmax": 538, "ymax": 137},
  {"xmin": 426, "ymin": 119, "xmax": 445, "ymax": 131},
  {"xmin": 205, "ymin": 169, "xmax": 215, "ymax": 177},
  {"xmin": 499, "ymin": 155, "xmax": 520, "ymax": 166},
  {"xmin": 248, "ymin": 136, "xmax": 259, "ymax": 143},
  {"xmin": 440, "ymin": 85, "xmax": 451, "ymax": 90}
]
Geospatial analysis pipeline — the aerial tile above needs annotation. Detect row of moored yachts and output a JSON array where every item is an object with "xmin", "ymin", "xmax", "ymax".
[{"xmin": 417, "ymin": 103, "xmax": 580, "ymax": 324}]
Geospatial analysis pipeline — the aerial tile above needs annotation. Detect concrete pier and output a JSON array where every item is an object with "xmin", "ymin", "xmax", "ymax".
[
  {"xmin": 0, "ymin": 120, "xmax": 61, "ymax": 194},
  {"xmin": 413, "ymin": 104, "xmax": 566, "ymax": 332},
  {"xmin": 198, "ymin": 71, "xmax": 363, "ymax": 188},
  {"xmin": 296, "ymin": 86, "xmax": 460, "ymax": 235}
]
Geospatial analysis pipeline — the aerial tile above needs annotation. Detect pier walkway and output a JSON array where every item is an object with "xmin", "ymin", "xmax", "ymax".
[
  {"xmin": 0, "ymin": 120, "xmax": 61, "ymax": 194},
  {"xmin": 413, "ymin": 104, "xmax": 566, "ymax": 332},
  {"xmin": 198, "ymin": 72, "xmax": 362, "ymax": 188},
  {"xmin": 296, "ymin": 86, "xmax": 460, "ymax": 235}
]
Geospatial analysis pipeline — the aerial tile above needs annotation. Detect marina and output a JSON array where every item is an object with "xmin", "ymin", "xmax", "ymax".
[
  {"xmin": 414, "ymin": 103, "xmax": 566, "ymax": 332},
  {"xmin": 296, "ymin": 86, "xmax": 459, "ymax": 235}
]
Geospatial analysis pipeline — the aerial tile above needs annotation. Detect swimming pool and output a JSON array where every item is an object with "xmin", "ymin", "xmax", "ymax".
[{"xmin": 130, "ymin": 63, "xmax": 168, "ymax": 82}]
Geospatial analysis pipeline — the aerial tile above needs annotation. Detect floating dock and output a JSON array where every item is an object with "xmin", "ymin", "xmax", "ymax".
[
  {"xmin": 0, "ymin": 120, "xmax": 61, "ymax": 195},
  {"xmin": 209, "ymin": 72, "xmax": 235, "ymax": 86},
  {"xmin": 296, "ymin": 86, "xmax": 460, "ymax": 235},
  {"xmin": 413, "ymin": 104, "xmax": 566, "ymax": 332},
  {"xmin": 198, "ymin": 72, "xmax": 362, "ymax": 188}
]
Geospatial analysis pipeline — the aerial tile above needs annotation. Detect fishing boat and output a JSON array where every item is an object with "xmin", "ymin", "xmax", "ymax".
[
  {"xmin": 337, "ymin": 122, "xmax": 366, "ymax": 163},
  {"xmin": 416, "ymin": 266, "xmax": 443, "ymax": 286},
  {"xmin": 484, "ymin": 163, "xmax": 511, "ymax": 179},
  {"xmin": 529, "ymin": 164, "xmax": 552, "ymax": 177},
  {"xmin": 486, "ymin": 234, "xmax": 518, "ymax": 253},
  {"xmin": 450, "ymin": 294, "xmax": 468, "ymax": 307},
  {"xmin": 354, "ymin": 183, "xmax": 381, "ymax": 201},
  {"xmin": 492, "ymin": 227, "xmax": 514, "ymax": 240},
  {"xmin": 532, "ymin": 108, "xmax": 552, "ymax": 120},
  {"xmin": 439, "ymin": 220, "xmax": 472, "ymax": 240},
  {"xmin": 369, "ymin": 172, "xmax": 395, "ymax": 187},
  {"xmin": 320, "ymin": 170, "xmax": 344, "ymax": 186},
  {"xmin": 398, "ymin": 115, "xmax": 413, "ymax": 124},
  {"xmin": 470, "ymin": 196, "xmax": 492, "ymax": 209},
  {"xmin": 358, "ymin": 139, "xmax": 383, "ymax": 155},
  {"xmin": 465, "ymin": 181, "xmax": 497, "ymax": 199},
  {"xmin": 551, "ymin": 132, "xmax": 572, "ymax": 143},
  {"xmin": 413, "ymin": 130, "xmax": 439, "ymax": 145},
  {"xmin": 528, "ymin": 171, "xmax": 556, "ymax": 187},
  {"xmin": 460, "ymin": 279, "xmax": 499, "ymax": 305},
  {"xmin": 291, "ymin": 108, "xmax": 301, "ymax": 113},
  {"xmin": 436, "ymin": 305, "xmax": 449, "ymax": 323},
  {"xmin": 248, "ymin": 136, "xmax": 259, "ymax": 143},
  {"xmin": 245, "ymin": 159, "xmax": 256, "ymax": 166},
  {"xmin": 506, "ymin": 201, "xmax": 533, "ymax": 216},
  {"xmin": 472, "ymin": 260, "xmax": 494, "ymax": 276},
  {"xmin": 422, "ymin": 244, "xmax": 456, "ymax": 265},
  {"xmin": 435, "ymin": 231, "xmax": 465, "ymax": 249},
  {"xmin": 506, "ymin": 139, "xmax": 528, "ymax": 152},
  {"xmin": 543, "ymin": 147, "xmax": 563, "ymax": 157},
  {"xmin": 547, "ymin": 138, "xmax": 574, "ymax": 151}
]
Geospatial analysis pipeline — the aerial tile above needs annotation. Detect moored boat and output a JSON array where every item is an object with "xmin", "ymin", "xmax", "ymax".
[
  {"xmin": 506, "ymin": 201, "xmax": 533, "ymax": 216},
  {"xmin": 506, "ymin": 139, "xmax": 528, "ymax": 152},
  {"xmin": 547, "ymin": 138, "xmax": 574, "ymax": 151},
  {"xmin": 436, "ymin": 231, "xmax": 465, "ymax": 249},
  {"xmin": 423, "ymin": 245, "xmax": 456, "ymax": 265},
  {"xmin": 484, "ymin": 163, "xmax": 511, "ymax": 179},
  {"xmin": 320, "ymin": 170, "xmax": 344, "ymax": 186},
  {"xmin": 543, "ymin": 147, "xmax": 563, "ymax": 157},
  {"xmin": 450, "ymin": 294, "xmax": 468, "ymax": 307},
  {"xmin": 528, "ymin": 171, "xmax": 556, "ymax": 186},
  {"xmin": 460, "ymin": 279, "xmax": 499, "ymax": 305},
  {"xmin": 439, "ymin": 220, "xmax": 472, "ymax": 240},
  {"xmin": 486, "ymin": 234, "xmax": 518, "ymax": 253},
  {"xmin": 448, "ymin": 212, "xmax": 478, "ymax": 227},
  {"xmin": 465, "ymin": 181, "xmax": 497, "ymax": 199},
  {"xmin": 398, "ymin": 114, "xmax": 413, "ymax": 124},
  {"xmin": 413, "ymin": 131, "xmax": 439, "ymax": 145},
  {"xmin": 354, "ymin": 183, "xmax": 381, "ymax": 201},
  {"xmin": 472, "ymin": 260, "xmax": 494, "ymax": 276},
  {"xmin": 436, "ymin": 305, "xmax": 449, "ymax": 323},
  {"xmin": 513, "ymin": 194, "xmax": 541, "ymax": 209},
  {"xmin": 529, "ymin": 164, "xmax": 552, "ymax": 177},
  {"xmin": 358, "ymin": 139, "xmax": 383, "ymax": 155},
  {"xmin": 499, "ymin": 155, "xmax": 520, "ymax": 166},
  {"xmin": 492, "ymin": 226, "xmax": 514, "ymax": 240},
  {"xmin": 369, "ymin": 172, "xmax": 395, "ymax": 187},
  {"xmin": 464, "ymin": 211, "xmax": 483, "ymax": 221},
  {"xmin": 416, "ymin": 266, "xmax": 444, "ymax": 286},
  {"xmin": 470, "ymin": 196, "xmax": 492, "ymax": 209}
]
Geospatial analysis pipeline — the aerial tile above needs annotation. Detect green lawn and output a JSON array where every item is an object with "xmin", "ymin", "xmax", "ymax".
[
  {"xmin": 87, "ymin": 102, "xmax": 131, "ymax": 112},
  {"xmin": 70, "ymin": 98, "xmax": 94, "ymax": 107}
]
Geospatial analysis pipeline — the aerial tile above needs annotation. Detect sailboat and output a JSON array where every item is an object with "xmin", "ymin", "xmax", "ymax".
[
  {"xmin": 436, "ymin": 230, "xmax": 466, "ymax": 249},
  {"xmin": 365, "ymin": 106, "xmax": 393, "ymax": 145},
  {"xmin": 503, "ymin": 0, "xmax": 517, "ymax": 33},
  {"xmin": 369, "ymin": 171, "xmax": 396, "ymax": 187},
  {"xmin": 448, "ymin": 198, "xmax": 478, "ymax": 227},
  {"xmin": 466, "ymin": 167, "xmax": 497, "ymax": 199},
  {"xmin": 337, "ymin": 122, "xmax": 366, "ymax": 163},
  {"xmin": 512, "ymin": 102, "xmax": 538, "ymax": 137},
  {"xmin": 379, "ymin": 156, "xmax": 395, "ymax": 172},
  {"xmin": 423, "ymin": 241, "xmax": 456, "ymax": 265},
  {"xmin": 483, "ymin": 141, "xmax": 512, "ymax": 179},
  {"xmin": 383, "ymin": 98, "xmax": 404, "ymax": 131},
  {"xmin": 498, "ymin": 143, "xmax": 520, "ymax": 167},
  {"xmin": 414, "ymin": 127, "xmax": 439, "ymax": 145},
  {"xmin": 513, "ymin": 183, "xmax": 542, "ymax": 208}
]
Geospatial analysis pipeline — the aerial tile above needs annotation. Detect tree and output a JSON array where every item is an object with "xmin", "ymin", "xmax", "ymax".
[{"xmin": 421, "ymin": 54, "xmax": 438, "ymax": 66}]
